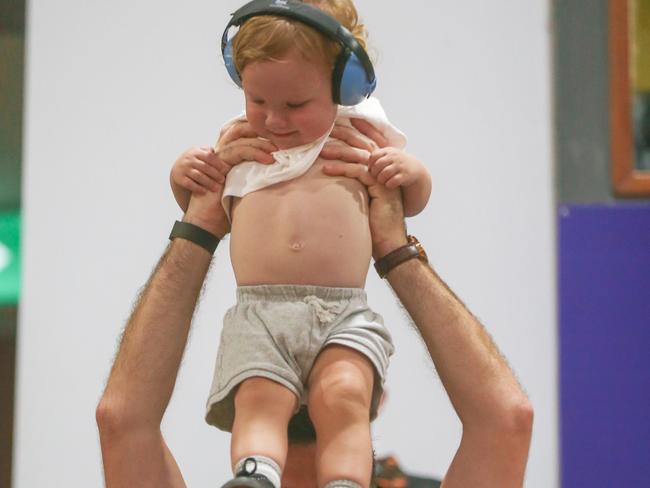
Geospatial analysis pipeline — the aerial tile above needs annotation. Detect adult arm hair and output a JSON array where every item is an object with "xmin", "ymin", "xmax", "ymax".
[
  {"xmin": 96, "ymin": 239, "xmax": 214, "ymax": 488},
  {"xmin": 384, "ymin": 258, "xmax": 533, "ymax": 487}
]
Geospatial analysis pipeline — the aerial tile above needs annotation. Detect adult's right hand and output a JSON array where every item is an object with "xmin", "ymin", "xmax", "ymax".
[
  {"xmin": 215, "ymin": 120, "xmax": 277, "ymax": 169},
  {"xmin": 184, "ymin": 187, "xmax": 230, "ymax": 240},
  {"xmin": 321, "ymin": 119, "xmax": 409, "ymax": 260},
  {"xmin": 171, "ymin": 122, "xmax": 277, "ymax": 196}
]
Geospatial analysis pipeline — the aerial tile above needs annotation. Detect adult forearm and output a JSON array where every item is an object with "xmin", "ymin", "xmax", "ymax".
[
  {"xmin": 385, "ymin": 258, "xmax": 532, "ymax": 431},
  {"xmin": 96, "ymin": 190, "xmax": 227, "ymax": 487},
  {"xmin": 99, "ymin": 239, "xmax": 212, "ymax": 427},
  {"xmin": 385, "ymin": 257, "xmax": 532, "ymax": 485}
]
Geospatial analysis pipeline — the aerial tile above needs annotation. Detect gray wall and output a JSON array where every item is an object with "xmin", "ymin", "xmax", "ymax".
[{"xmin": 554, "ymin": 0, "xmax": 650, "ymax": 203}]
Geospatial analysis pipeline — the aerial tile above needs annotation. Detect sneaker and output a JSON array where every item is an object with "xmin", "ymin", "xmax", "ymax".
[
  {"xmin": 221, "ymin": 476, "xmax": 274, "ymax": 488},
  {"xmin": 221, "ymin": 458, "xmax": 276, "ymax": 488}
]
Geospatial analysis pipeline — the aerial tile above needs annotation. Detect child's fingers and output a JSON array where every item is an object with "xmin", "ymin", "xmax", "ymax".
[
  {"xmin": 192, "ymin": 159, "xmax": 226, "ymax": 184},
  {"xmin": 189, "ymin": 169, "xmax": 222, "ymax": 192},
  {"xmin": 384, "ymin": 173, "xmax": 404, "ymax": 189},
  {"xmin": 368, "ymin": 148, "xmax": 391, "ymax": 170},
  {"xmin": 376, "ymin": 163, "xmax": 400, "ymax": 185},
  {"xmin": 369, "ymin": 153, "xmax": 393, "ymax": 177},
  {"xmin": 198, "ymin": 153, "xmax": 232, "ymax": 177},
  {"xmin": 350, "ymin": 118, "xmax": 389, "ymax": 149},
  {"xmin": 181, "ymin": 176, "xmax": 208, "ymax": 195}
]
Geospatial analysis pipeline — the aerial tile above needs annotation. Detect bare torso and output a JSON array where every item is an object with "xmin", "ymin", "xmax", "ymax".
[{"xmin": 229, "ymin": 158, "xmax": 372, "ymax": 288}]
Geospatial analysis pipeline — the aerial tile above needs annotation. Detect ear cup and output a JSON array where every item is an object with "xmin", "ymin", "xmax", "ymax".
[
  {"xmin": 221, "ymin": 1, "xmax": 377, "ymax": 103},
  {"xmin": 331, "ymin": 48, "xmax": 349, "ymax": 105},
  {"xmin": 335, "ymin": 50, "xmax": 377, "ymax": 106},
  {"xmin": 223, "ymin": 39, "xmax": 243, "ymax": 87}
]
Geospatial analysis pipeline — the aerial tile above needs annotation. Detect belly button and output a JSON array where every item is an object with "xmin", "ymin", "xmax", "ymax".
[{"xmin": 289, "ymin": 241, "xmax": 304, "ymax": 251}]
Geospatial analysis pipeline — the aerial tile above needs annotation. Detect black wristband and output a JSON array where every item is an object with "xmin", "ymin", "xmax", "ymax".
[{"xmin": 169, "ymin": 220, "xmax": 220, "ymax": 254}]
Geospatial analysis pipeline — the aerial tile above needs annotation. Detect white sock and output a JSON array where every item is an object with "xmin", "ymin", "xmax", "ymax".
[
  {"xmin": 322, "ymin": 481, "xmax": 363, "ymax": 488},
  {"xmin": 234, "ymin": 456, "xmax": 281, "ymax": 488}
]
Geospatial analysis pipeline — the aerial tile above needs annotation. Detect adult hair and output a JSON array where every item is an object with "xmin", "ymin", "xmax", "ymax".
[{"xmin": 232, "ymin": 0, "xmax": 369, "ymax": 75}]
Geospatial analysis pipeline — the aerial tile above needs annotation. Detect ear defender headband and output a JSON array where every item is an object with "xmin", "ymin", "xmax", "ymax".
[{"xmin": 221, "ymin": 0, "xmax": 377, "ymax": 106}]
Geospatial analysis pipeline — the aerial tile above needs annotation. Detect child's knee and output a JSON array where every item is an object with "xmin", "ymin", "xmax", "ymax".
[{"xmin": 309, "ymin": 369, "xmax": 373, "ymax": 421}]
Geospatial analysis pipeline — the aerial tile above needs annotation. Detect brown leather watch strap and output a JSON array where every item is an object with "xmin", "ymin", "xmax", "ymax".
[{"xmin": 374, "ymin": 235, "xmax": 428, "ymax": 279}]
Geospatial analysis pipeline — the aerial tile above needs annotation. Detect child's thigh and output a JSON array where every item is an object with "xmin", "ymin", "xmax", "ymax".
[{"xmin": 307, "ymin": 345, "xmax": 375, "ymax": 414}]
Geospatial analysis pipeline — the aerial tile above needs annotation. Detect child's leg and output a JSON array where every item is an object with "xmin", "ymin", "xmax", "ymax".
[
  {"xmin": 307, "ymin": 345, "xmax": 375, "ymax": 488},
  {"xmin": 231, "ymin": 377, "xmax": 298, "ymax": 481}
]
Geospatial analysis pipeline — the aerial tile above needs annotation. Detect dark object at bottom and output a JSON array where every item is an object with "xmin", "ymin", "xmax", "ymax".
[
  {"xmin": 221, "ymin": 475, "xmax": 274, "ymax": 488},
  {"xmin": 221, "ymin": 457, "xmax": 275, "ymax": 488},
  {"xmin": 375, "ymin": 456, "xmax": 441, "ymax": 488}
]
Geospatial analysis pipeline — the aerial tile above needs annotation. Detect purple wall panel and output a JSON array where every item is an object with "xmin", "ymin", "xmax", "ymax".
[{"xmin": 559, "ymin": 204, "xmax": 650, "ymax": 487}]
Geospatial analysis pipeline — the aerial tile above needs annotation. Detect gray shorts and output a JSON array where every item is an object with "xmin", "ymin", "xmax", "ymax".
[{"xmin": 205, "ymin": 284, "xmax": 394, "ymax": 432}]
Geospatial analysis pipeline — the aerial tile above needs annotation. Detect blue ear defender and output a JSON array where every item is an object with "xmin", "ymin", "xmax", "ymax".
[
  {"xmin": 333, "ymin": 49, "xmax": 377, "ymax": 106},
  {"xmin": 221, "ymin": 0, "xmax": 377, "ymax": 106},
  {"xmin": 222, "ymin": 37, "xmax": 242, "ymax": 87}
]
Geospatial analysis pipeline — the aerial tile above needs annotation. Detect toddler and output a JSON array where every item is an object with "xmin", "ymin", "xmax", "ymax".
[{"xmin": 170, "ymin": 1, "xmax": 431, "ymax": 486}]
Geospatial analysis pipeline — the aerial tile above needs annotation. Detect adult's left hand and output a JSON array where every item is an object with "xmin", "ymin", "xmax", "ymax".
[
  {"xmin": 320, "ymin": 120, "xmax": 408, "ymax": 259},
  {"xmin": 319, "ymin": 119, "xmax": 387, "ymax": 164}
]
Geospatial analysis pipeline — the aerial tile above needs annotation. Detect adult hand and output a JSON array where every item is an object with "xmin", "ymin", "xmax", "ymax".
[
  {"xmin": 319, "ymin": 117, "xmax": 387, "ymax": 165},
  {"xmin": 215, "ymin": 120, "xmax": 277, "ymax": 169},
  {"xmin": 170, "ymin": 145, "xmax": 228, "ymax": 195},
  {"xmin": 321, "ymin": 119, "xmax": 408, "ymax": 259},
  {"xmin": 183, "ymin": 183, "xmax": 230, "ymax": 239},
  {"xmin": 170, "ymin": 122, "xmax": 277, "ymax": 195}
]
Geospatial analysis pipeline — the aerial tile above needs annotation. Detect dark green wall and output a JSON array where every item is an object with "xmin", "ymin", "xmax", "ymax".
[
  {"xmin": 0, "ymin": 33, "xmax": 23, "ymax": 210},
  {"xmin": 0, "ymin": 2, "xmax": 23, "ymax": 486},
  {"xmin": 0, "ymin": 0, "xmax": 24, "ymax": 211}
]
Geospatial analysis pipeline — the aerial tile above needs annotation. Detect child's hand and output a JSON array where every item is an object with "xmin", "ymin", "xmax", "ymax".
[
  {"xmin": 323, "ymin": 118, "xmax": 431, "ymax": 216},
  {"xmin": 171, "ymin": 122, "xmax": 277, "ymax": 197},
  {"xmin": 171, "ymin": 145, "xmax": 227, "ymax": 195},
  {"xmin": 368, "ymin": 148, "xmax": 425, "ymax": 189}
]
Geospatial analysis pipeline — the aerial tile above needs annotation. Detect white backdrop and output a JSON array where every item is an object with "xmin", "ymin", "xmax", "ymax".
[{"xmin": 15, "ymin": 0, "xmax": 556, "ymax": 486}]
